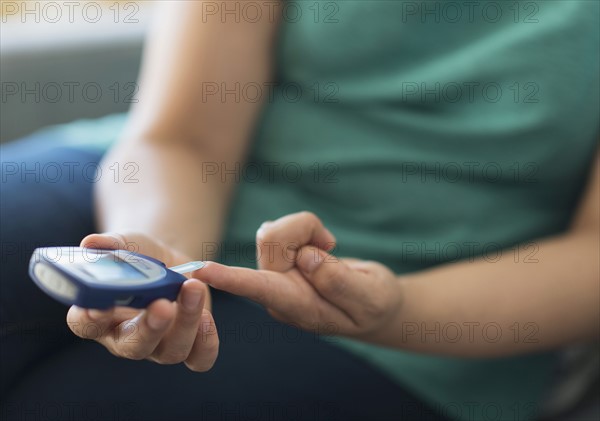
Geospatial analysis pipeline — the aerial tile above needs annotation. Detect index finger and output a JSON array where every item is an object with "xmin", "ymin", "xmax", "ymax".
[
  {"xmin": 197, "ymin": 262, "xmax": 356, "ymax": 333},
  {"xmin": 196, "ymin": 262, "xmax": 281, "ymax": 308}
]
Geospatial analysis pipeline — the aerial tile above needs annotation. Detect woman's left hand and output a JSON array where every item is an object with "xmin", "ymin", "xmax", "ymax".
[{"xmin": 198, "ymin": 212, "xmax": 403, "ymax": 340}]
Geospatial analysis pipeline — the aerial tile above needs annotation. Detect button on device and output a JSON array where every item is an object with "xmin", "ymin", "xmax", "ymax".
[{"xmin": 34, "ymin": 263, "xmax": 78, "ymax": 300}]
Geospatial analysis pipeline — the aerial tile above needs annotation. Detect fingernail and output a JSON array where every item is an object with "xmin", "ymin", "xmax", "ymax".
[
  {"xmin": 147, "ymin": 312, "xmax": 170, "ymax": 330},
  {"xmin": 182, "ymin": 289, "xmax": 203, "ymax": 312},
  {"xmin": 300, "ymin": 248, "xmax": 326, "ymax": 273}
]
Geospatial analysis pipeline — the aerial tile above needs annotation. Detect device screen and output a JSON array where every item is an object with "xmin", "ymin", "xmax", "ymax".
[{"xmin": 75, "ymin": 254, "xmax": 146, "ymax": 282}]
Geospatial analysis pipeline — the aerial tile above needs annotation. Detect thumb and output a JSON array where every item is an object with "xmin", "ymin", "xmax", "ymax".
[
  {"xmin": 80, "ymin": 232, "xmax": 132, "ymax": 251},
  {"xmin": 81, "ymin": 233, "xmax": 182, "ymax": 268},
  {"xmin": 296, "ymin": 246, "xmax": 368, "ymax": 318}
]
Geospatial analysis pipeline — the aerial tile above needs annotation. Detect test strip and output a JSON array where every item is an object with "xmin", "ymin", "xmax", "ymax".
[{"xmin": 168, "ymin": 261, "xmax": 205, "ymax": 274}]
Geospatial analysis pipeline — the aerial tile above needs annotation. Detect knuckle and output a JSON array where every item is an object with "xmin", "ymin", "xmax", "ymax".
[
  {"xmin": 299, "ymin": 211, "xmax": 321, "ymax": 229},
  {"xmin": 256, "ymin": 221, "xmax": 275, "ymax": 240},
  {"xmin": 256, "ymin": 234, "xmax": 282, "ymax": 257},
  {"xmin": 257, "ymin": 230, "xmax": 280, "ymax": 246},
  {"xmin": 362, "ymin": 291, "xmax": 389, "ymax": 320},
  {"xmin": 363, "ymin": 300, "xmax": 387, "ymax": 319},
  {"xmin": 298, "ymin": 211, "xmax": 317, "ymax": 222}
]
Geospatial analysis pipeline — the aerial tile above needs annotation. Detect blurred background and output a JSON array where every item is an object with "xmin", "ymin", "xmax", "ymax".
[{"xmin": 1, "ymin": 0, "xmax": 151, "ymax": 144}]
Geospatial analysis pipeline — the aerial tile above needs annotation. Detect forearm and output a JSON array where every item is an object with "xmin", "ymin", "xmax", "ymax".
[
  {"xmin": 378, "ymin": 231, "xmax": 599, "ymax": 357},
  {"xmin": 92, "ymin": 1, "xmax": 279, "ymax": 258},
  {"xmin": 94, "ymin": 139, "xmax": 232, "ymax": 259}
]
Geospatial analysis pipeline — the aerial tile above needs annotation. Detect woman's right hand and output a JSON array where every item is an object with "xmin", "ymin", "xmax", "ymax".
[{"xmin": 65, "ymin": 232, "xmax": 219, "ymax": 372}]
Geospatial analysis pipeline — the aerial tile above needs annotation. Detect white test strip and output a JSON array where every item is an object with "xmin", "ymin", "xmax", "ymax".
[{"xmin": 168, "ymin": 261, "xmax": 206, "ymax": 274}]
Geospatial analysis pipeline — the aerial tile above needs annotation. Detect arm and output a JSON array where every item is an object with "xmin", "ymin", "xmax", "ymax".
[
  {"xmin": 379, "ymin": 151, "xmax": 600, "ymax": 356},
  {"xmin": 96, "ymin": 1, "xmax": 279, "ymax": 258},
  {"xmin": 200, "ymin": 151, "xmax": 599, "ymax": 358},
  {"xmin": 67, "ymin": 1, "xmax": 280, "ymax": 370}
]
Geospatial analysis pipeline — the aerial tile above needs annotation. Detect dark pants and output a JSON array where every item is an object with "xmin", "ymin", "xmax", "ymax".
[{"xmin": 0, "ymin": 137, "xmax": 445, "ymax": 421}]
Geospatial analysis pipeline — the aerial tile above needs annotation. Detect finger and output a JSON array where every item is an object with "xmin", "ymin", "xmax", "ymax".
[
  {"xmin": 149, "ymin": 280, "xmax": 206, "ymax": 364},
  {"xmin": 105, "ymin": 299, "xmax": 175, "ymax": 360},
  {"xmin": 80, "ymin": 232, "xmax": 175, "ymax": 267},
  {"xmin": 66, "ymin": 305, "xmax": 116, "ymax": 340},
  {"xmin": 296, "ymin": 246, "xmax": 372, "ymax": 319},
  {"xmin": 185, "ymin": 309, "xmax": 220, "ymax": 372},
  {"xmin": 199, "ymin": 262, "xmax": 355, "ymax": 332},
  {"xmin": 66, "ymin": 305, "xmax": 145, "ymax": 338},
  {"xmin": 198, "ymin": 262, "xmax": 286, "ymax": 309},
  {"xmin": 256, "ymin": 211, "xmax": 336, "ymax": 272},
  {"xmin": 80, "ymin": 232, "xmax": 129, "ymax": 250},
  {"xmin": 67, "ymin": 300, "xmax": 177, "ymax": 361}
]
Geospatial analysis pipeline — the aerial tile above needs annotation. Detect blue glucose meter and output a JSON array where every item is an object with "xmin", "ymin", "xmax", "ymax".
[{"xmin": 29, "ymin": 247, "xmax": 205, "ymax": 309}]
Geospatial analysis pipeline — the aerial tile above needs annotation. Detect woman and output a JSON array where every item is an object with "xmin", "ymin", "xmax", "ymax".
[{"xmin": 1, "ymin": 1, "xmax": 598, "ymax": 420}]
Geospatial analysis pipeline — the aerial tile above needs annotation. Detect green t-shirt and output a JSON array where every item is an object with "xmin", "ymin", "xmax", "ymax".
[
  {"xmin": 23, "ymin": 2, "xmax": 597, "ymax": 419},
  {"xmin": 218, "ymin": 1, "xmax": 599, "ymax": 420}
]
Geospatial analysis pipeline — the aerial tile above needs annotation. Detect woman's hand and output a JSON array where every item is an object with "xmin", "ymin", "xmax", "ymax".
[
  {"xmin": 66, "ymin": 232, "xmax": 219, "ymax": 372},
  {"xmin": 198, "ymin": 212, "xmax": 403, "ymax": 341}
]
